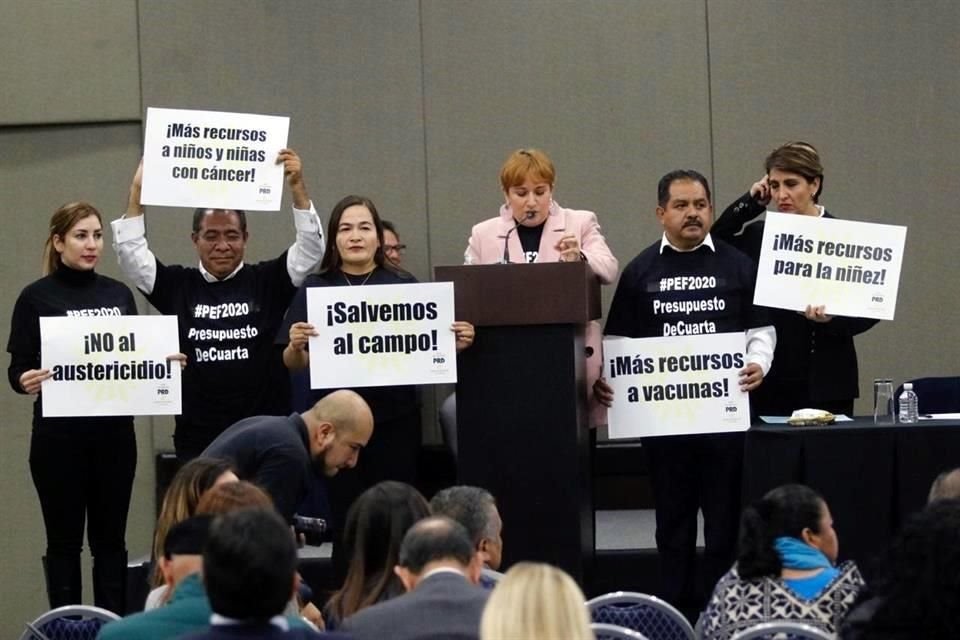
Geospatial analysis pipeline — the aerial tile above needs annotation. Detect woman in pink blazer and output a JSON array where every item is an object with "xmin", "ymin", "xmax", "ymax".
[{"xmin": 464, "ymin": 148, "xmax": 618, "ymax": 426}]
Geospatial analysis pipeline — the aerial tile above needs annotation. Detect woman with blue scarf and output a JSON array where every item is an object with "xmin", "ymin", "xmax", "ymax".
[{"xmin": 701, "ymin": 484, "xmax": 865, "ymax": 639}]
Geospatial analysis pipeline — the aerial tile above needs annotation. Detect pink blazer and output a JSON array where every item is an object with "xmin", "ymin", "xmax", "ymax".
[{"xmin": 464, "ymin": 202, "xmax": 618, "ymax": 427}]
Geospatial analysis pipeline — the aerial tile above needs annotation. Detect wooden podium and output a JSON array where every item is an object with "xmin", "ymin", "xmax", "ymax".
[{"xmin": 435, "ymin": 262, "xmax": 599, "ymax": 585}]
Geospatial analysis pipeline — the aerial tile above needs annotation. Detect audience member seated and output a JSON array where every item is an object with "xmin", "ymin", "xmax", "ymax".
[
  {"xmin": 146, "ymin": 458, "xmax": 238, "ymax": 610},
  {"xmin": 196, "ymin": 480, "xmax": 322, "ymax": 629},
  {"xmin": 340, "ymin": 516, "xmax": 488, "ymax": 640},
  {"xmin": 480, "ymin": 561, "xmax": 592, "ymax": 640},
  {"xmin": 927, "ymin": 467, "xmax": 960, "ymax": 503},
  {"xmin": 195, "ymin": 479, "xmax": 274, "ymax": 515},
  {"xmin": 98, "ymin": 516, "xmax": 214, "ymax": 639},
  {"xmin": 180, "ymin": 508, "xmax": 343, "ymax": 639},
  {"xmin": 840, "ymin": 499, "xmax": 960, "ymax": 640},
  {"xmin": 430, "ymin": 485, "xmax": 504, "ymax": 587},
  {"xmin": 323, "ymin": 481, "xmax": 431, "ymax": 630},
  {"xmin": 701, "ymin": 484, "xmax": 864, "ymax": 639}
]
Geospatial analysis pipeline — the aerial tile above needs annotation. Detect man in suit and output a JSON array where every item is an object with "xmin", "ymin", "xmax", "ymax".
[
  {"xmin": 180, "ymin": 508, "xmax": 346, "ymax": 639},
  {"xmin": 340, "ymin": 516, "xmax": 489, "ymax": 640},
  {"xmin": 430, "ymin": 485, "xmax": 505, "ymax": 588}
]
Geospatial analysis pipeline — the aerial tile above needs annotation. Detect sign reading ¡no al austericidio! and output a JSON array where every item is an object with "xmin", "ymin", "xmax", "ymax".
[{"xmin": 40, "ymin": 315, "xmax": 181, "ymax": 417}]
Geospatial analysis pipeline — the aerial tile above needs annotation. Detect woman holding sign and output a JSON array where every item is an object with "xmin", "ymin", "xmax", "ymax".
[
  {"xmin": 6, "ymin": 202, "xmax": 138, "ymax": 614},
  {"xmin": 280, "ymin": 195, "xmax": 473, "ymax": 538},
  {"xmin": 713, "ymin": 142, "xmax": 878, "ymax": 416}
]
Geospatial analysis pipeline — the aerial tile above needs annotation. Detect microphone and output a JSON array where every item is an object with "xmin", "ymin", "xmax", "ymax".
[{"xmin": 501, "ymin": 211, "xmax": 535, "ymax": 264}]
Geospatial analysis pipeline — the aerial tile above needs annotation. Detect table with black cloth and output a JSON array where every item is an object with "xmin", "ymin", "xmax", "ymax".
[{"xmin": 742, "ymin": 417, "xmax": 960, "ymax": 581}]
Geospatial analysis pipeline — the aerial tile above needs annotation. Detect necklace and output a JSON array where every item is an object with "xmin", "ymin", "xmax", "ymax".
[{"xmin": 342, "ymin": 269, "xmax": 375, "ymax": 286}]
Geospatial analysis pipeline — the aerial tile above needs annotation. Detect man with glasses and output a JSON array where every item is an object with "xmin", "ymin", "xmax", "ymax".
[
  {"xmin": 382, "ymin": 219, "xmax": 406, "ymax": 268},
  {"xmin": 112, "ymin": 149, "xmax": 324, "ymax": 460}
]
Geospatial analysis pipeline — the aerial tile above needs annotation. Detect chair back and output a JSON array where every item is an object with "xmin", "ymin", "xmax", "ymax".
[
  {"xmin": 587, "ymin": 591, "xmax": 695, "ymax": 640},
  {"xmin": 20, "ymin": 605, "xmax": 120, "ymax": 640},
  {"xmin": 728, "ymin": 620, "xmax": 834, "ymax": 640},
  {"xmin": 894, "ymin": 376, "xmax": 960, "ymax": 414},
  {"xmin": 591, "ymin": 622, "xmax": 652, "ymax": 640}
]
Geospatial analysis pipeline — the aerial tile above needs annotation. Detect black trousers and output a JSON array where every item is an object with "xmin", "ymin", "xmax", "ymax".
[
  {"xmin": 642, "ymin": 432, "xmax": 744, "ymax": 609},
  {"xmin": 30, "ymin": 426, "xmax": 137, "ymax": 608}
]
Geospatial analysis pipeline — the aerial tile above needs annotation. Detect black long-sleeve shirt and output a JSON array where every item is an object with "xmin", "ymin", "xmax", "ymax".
[{"xmin": 7, "ymin": 266, "xmax": 137, "ymax": 434}]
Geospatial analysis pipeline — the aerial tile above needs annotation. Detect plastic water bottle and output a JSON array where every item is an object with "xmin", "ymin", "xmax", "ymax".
[{"xmin": 898, "ymin": 383, "xmax": 919, "ymax": 424}]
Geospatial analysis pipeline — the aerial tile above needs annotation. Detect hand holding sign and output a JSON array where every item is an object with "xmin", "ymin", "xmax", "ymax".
[
  {"xmin": 451, "ymin": 321, "xmax": 475, "ymax": 352},
  {"xmin": 283, "ymin": 321, "xmax": 317, "ymax": 372},
  {"xmin": 739, "ymin": 362, "xmax": 763, "ymax": 391},
  {"xmin": 127, "ymin": 158, "xmax": 145, "ymax": 217},
  {"xmin": 19, "ymin": 368, "xmax": 52, "ymax": 395},
  {"xmin": 802, "ymin": 304, "xmax": 832, "ymax": 323},
  {"xmin": 277, "ymin": 149, "xmax": 310, "ymax": 209}
]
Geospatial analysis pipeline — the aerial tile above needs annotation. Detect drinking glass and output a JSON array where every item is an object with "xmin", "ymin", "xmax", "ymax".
[{"xmin": 874, "ymin": 378, "xmax": 895, "ymax": 424}]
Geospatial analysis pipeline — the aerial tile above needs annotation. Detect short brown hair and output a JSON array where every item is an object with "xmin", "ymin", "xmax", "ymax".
[
  {"xmin": 43, "ymin": 202, "xmax": 103, "ymax": 275},
  {"xmin": 765, "ymin": 142, "xmax": 824, "ymax": 201},
  {"xmin": 499, "ymin": 149, "xmax": 556, "ymax": 192},
  {"xmin": 195, "ymin": 480, "xmax": 273, "ymax": 515}
]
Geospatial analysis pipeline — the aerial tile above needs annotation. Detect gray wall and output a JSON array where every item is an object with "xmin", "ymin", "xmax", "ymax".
[{"xmin": 2, "ymin": 0, "xmax": 958, "ymax": 631}]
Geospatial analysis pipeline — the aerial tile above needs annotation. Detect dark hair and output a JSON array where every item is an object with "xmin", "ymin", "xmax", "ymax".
[
  {"xmin": 191, "ymin": 208, "xmax": 247, "ymax": 234},
  {"xmin": 861, "ymin": 499, "xmax": 960, "ymax": 639},
  {"xmin": 381, "ymin": 219, "xmax": 398, "ymax": 237},
  {"xmin": 657, "ymin": 170, "xmax": 712, "ymax": 207},
  {"xmin": 326, "ymin": 481, "xmax": 431, "ymax": 622},
  {"xmin": 737, "ymin": 484, "xmax": 826, "ymax": 579},
  {"xmin": 765, "ymin": 142, "xmax": 824, "ymax": 203},
  {"xmin": 318, "ymin": 195, "xmax": 401, "ymax": 276},
  {"xmin": 44, "ymin": 202, "xmax": 103, "ymax": 275},
  {"xmin": 430, "ymin": 486, "xmax": 497, "ymax": 547},
  {"xmin": 163, "ymin": 515, "xmax": 213, "ymax": 558},
  {"xmin": 398, "ymin": 516, "xmax": 475, "ymax": 573},
  {"xmin": 203, "ymin": 507, "xmax": 297, "ymax": 621}
]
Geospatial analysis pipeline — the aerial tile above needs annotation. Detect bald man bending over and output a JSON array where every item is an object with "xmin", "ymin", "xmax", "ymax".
[{"xmin": 202, "ymin": 390, "xmax": 374, "ymax": 522}]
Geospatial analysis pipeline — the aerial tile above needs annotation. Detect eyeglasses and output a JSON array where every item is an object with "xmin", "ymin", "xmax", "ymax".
[{"xmin": 383, "ymin": 244, "xmax": 407, "ymax": 255}]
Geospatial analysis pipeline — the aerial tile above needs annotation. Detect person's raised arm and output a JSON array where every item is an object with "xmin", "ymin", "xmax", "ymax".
[
  {"xmin": 279, "ymin": 149, "xmax": 324, "ymax": 287},
  {"xmin": 111, "ymin": 159, "xmax": 159, "ymax": 294},
  {"xmin": 713, "ymin": 176, "xmax": 769, "ymax": 241}
]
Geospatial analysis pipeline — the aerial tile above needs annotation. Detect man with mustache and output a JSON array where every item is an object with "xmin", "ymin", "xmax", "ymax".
[{"xmin": 594, "ymin": 169, "xmax": 776, "ymax": 613}]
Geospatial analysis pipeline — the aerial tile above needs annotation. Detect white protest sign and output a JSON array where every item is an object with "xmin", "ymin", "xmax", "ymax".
[
  {"xmin": 40, "ymin": 315, "xmax": 181, "ymax": 417},
  {"xmin": 605, "ymin": 332, "xmax": 750, "ymax": 438},
  {"xmin": 306, "ymin": 282, "xmax": 457, "ymax": 388},
  {"xmin": 141, "ymin": 107, "xmax": 290, "ymax": 211},
  {"xmin": 754, "ymin": 212, "xmax": 906, "ymax": 320}
]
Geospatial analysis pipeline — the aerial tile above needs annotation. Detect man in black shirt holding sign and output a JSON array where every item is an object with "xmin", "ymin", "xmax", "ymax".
[
  {"xmin": 112, "ymin": 150, "xmax": 324, "ymax": 460},
  {"xmin": 595, "ymin": 169, "xmax": 776, "ymax": 612}
]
